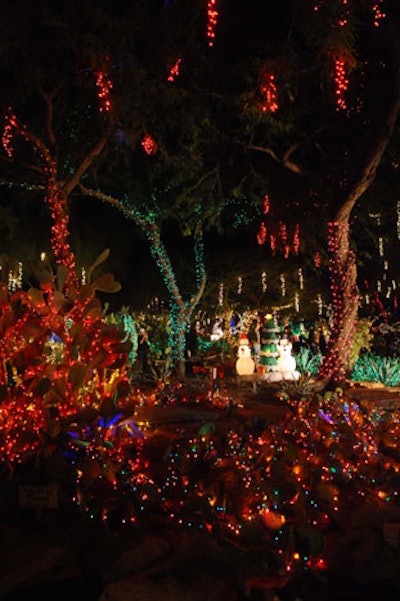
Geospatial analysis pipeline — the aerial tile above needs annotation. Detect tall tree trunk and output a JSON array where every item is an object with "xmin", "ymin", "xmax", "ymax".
[
  {"xmin": 317, "ymin": 87, "xmax": 400, "ymax": 388},
  {"xmin": 318, "ymin": 220, "xmax": 358, "ymax": 387},
  {"xmin": 79, "ymin": 186, "xmax": 208, "ymax": 380}
]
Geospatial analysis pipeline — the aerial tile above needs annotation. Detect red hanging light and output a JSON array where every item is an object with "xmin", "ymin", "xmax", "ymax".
[
  {"xmin": 293, "ymin": 223, "xmax": 300, "ymax": 254},
  {"xmin": 206, "ymin": 0, "xmax": 219, "ymax": 47},
  {"xmin": 314, "ymin": 252, "xmax": 321, "ymax": 268},
  {"xmin": 141, "ymin": 133, "xmax": 158, "ymax": 155},
  {"xmin": 95, "ymin": 62, "xmax": 113, "ymax": 113},
  {"xmin": 257, "ymin": 222, "xmax": 267, "ymax": 245},
  {"xmin": 260, "ymin": 70, "xmax": 278, "ymax": 114},
  {"xmin": 372, "ymin": 1, "xmax": 386, "ymax": 27},
  {"xmin": 262, "ymin": 194, "xmax": 270, "ymax": 214},
  {"xmin": 333, "ymin": 55, "xmax": 349, "ymax": 111},
  {"xmin": 167, "ymin": 57, "xmax": 183, "ymax": 82}
]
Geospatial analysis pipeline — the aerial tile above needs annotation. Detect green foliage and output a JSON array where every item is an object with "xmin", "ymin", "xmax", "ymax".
[
  {"xmin": 349, "ymin": 318, "xmax": 372, "ymax": 371},
  {"xmin": 197, "ymin": 336, "xmax": 233, "ymax": 360},
  {"xmin": 278, "ymin": 371, "xmax": 316, "ymax": 400},
  {"xmin": 294, "ymin": 348, "xmax": 322, "ymax": 376},
  {"xmin": 351, "ymin": 353, "xmax": 400, "ymax": 387}
]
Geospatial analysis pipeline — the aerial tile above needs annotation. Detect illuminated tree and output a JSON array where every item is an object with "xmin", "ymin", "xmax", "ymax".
[
  {"xmin": 0, "ymin": 1, "xmax": 228, "ymax": 379},
  {"xmin": 2, "ymin": 0, "xmax": 400, "ymax": 389},
  {"xmin": 231, "ymin": 0, "xmax": 400, "ymax": 387}
]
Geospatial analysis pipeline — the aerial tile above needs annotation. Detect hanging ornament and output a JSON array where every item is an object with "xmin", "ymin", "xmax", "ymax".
[
  {"xmin": 237, "ymin": 276, "xmax": 243, "ymax": 295},
  {"xmin": 378, "ymin": 237, "xmax": 384, "ymax": 257},
  {"xmin": 270, "ymin": 234, "xmax": 276, "ymax": 252},
  {"xmin": 141, "ymin": 133, "xmax": 158, "ymax": 155}
]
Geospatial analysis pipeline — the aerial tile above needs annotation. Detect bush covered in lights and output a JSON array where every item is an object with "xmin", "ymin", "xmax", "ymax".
[{"xmin": 0, "ymin": 261, "xmax": 134, "ymax": 462}]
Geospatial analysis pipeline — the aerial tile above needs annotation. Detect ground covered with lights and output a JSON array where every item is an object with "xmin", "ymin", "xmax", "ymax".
[{"xmin": 1, "ymin": 377, "xmax": 400, "ymax": 601}]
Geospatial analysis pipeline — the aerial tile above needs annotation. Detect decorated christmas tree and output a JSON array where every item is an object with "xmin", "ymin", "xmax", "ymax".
[{"xmin": 259, "ymin": 313, "xmax": 280, "ymax": 372}]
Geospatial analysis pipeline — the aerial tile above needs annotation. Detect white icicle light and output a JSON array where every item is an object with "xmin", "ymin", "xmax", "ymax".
[
  {"xmin": 317, "ymin": 293, "xmax": 323, "ymax": 316},
  {"xmin": 218, "ymin": 282, "xmax": 224, "ymax": 306},
  {"xmin": 280, "ymin": 273, "xmax": 286, "ymax": 297},
  {"xmin": 262, "ymin": 271, "xmax": 267, "ymax": 293}
]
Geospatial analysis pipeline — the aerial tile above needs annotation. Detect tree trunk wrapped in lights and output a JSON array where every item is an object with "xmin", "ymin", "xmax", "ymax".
[
  {"xmin": 80, "ymin": 186, "xmax": 207, "ymax": 380},
  {"xmin": 318, "ymin": 220, "xmax": 358, "ymax": 386}
]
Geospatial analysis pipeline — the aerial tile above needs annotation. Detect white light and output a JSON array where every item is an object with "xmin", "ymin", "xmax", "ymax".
[
  {"xmin": 262, "ymin": 271, "xmax": 267, "ymax": 293},
  {"xmin": 280, "ymin": 273, "xmax": 286, "ymax": 297}
]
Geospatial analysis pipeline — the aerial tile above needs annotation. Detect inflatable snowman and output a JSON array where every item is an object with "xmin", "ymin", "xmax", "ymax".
[
  {"xmin": 277, "ymin": 337, "xmax": 300, "ymax": 380},
  {"xmin": 236, "ymin": 334, "xmax": 256, "ymax": 375}
]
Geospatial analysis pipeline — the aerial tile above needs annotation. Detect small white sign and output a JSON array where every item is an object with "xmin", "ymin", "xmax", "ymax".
[{"xmin": 18, "ymin": 484, "xmax": 59, "ymax": 509}]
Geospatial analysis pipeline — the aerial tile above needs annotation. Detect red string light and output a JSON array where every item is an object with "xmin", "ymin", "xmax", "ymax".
[
  {"xmin": 293, "ymin": 224, "xmax": 300, "ymax": 254},
  {"xmin": 2, "ymin": 110, "xmax": 17, "ymax": 158},
  {"xmin": 263, "ymin": 194, "xmax": 270, "ymax": 214},
  {"xmin": 372, "ymin": 1, "xmax": 386, "ymax": 27},
  {"xmin": 2, "ymin": 109, "xmax": 78, "ymax": 291},
  {"xmin": 333, "ymin": 56, "xmax": 349, "ymax": 111},
  {"xmin": 95, "ymin": 67, "xmax": 113, "ymax": 113},
  {"xmin": 314, "ymin": 252, "xmax": 321, "ymax": 268},
  {"xmin": 141, "ymin": 133, "xmax": 158, "ymax": 155},
  {"xmin": 259, "ymin": 71, "xmax": 278, "ymax": 114},
  {"xmin": 337, "ymin": 0, "xmax": 349, "ymax": 27},
  {"xmin": 257, "ymin": 222, "xmax": 267, "ymax": 245},
  {"xmin": 319, "ymin": 221, "xmax": 358, "ymax": 383},
  {"xmin": 167, "ymin": 57, "xmax": 183, "ymax": 82},
  {"xmin": 206, "ymin": 0, "xmax": 219, "ymax": 47}
]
